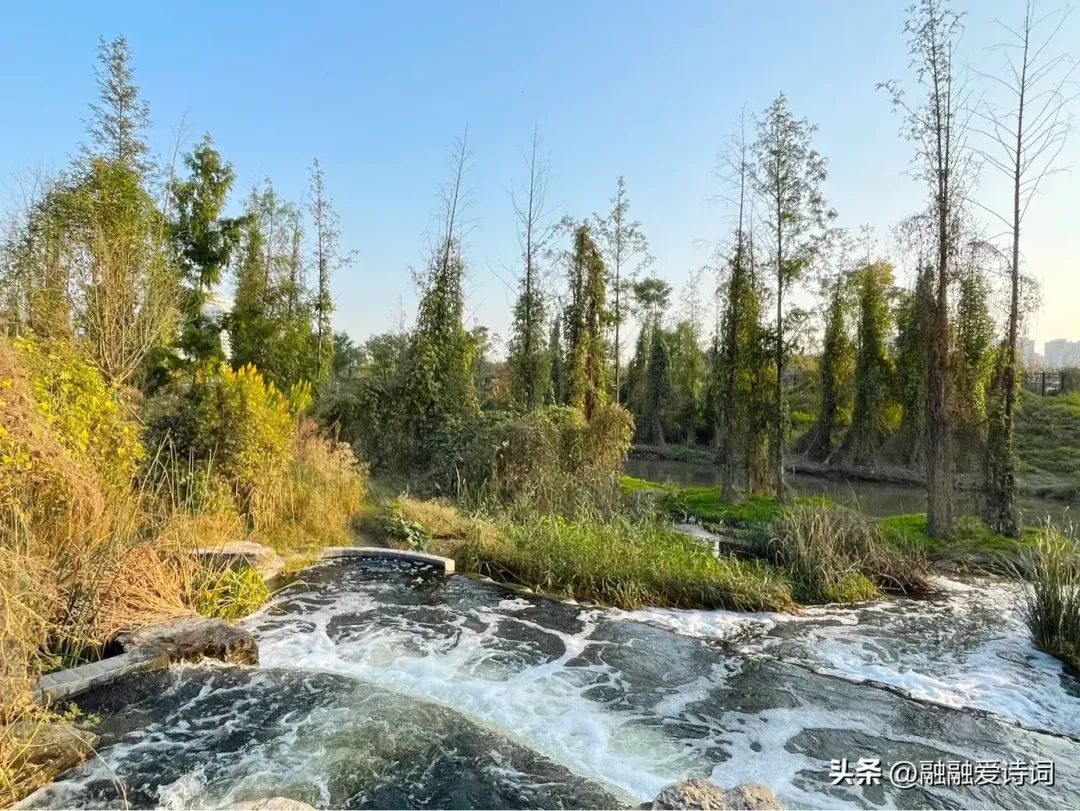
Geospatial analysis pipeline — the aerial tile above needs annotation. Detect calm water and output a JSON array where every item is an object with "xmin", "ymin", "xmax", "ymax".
[
  {"xmin": 625, "ymin": 457, "xmax": 1077, "ymax": 527},
  {"xmin": 24, "ymin": 559, "xmax": 1080, "ymax": 809}
]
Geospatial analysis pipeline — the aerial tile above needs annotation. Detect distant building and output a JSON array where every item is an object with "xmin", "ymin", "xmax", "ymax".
[
  {"xmin": 1020, "ymin": 337, "xmax": 1041, "ymax": 369},
  {"xmin": 1044, "ymin": 338, "xmax": 1080, "ymax": 370}
]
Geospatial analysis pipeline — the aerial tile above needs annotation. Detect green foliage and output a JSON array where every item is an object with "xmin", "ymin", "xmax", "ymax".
[
  {"xmin": 1022, "ymin": 525, "xmax": 1080, "ymax": 670},
  {"xmin": 507, "ymin": 287, "xmax": 550, "ymax": 411},
  {"xmin": 804, "ymin": 274, "xmax": 854, "ymax": 461},
  {"xmin": 547, "ymin": 318, "xmax": 566, "ymax": 405},
  {"xmin": 952, "ymin": 266, "xmax": 996, "ymax": 431},
  {"xmin": 12, "ymin": 337, "xmax": 143, "ymax": 493},
  {"xmin": 667, "ymin": 488, "xmax": 781, "ymax": 528},
  {"xmin": 666, "ymin": 320, "xmax": 705, "ymax": 444},
  {"xmin": 149, "ymin": 363, "xmax": 297, "ymax": 527},
  {"xmin": 404, "ymin": 237, "xmax": 478, "ymax": 435},
  {"xmin": 423, "ymin": 403, "xmax": 634, "ymax": 514},
  {"xmin": 642, "ymin": 322, "xmax": 671, "ymax": 445},
  {"xmin": 167, "ymin": 134, "xmax": 243, "ymax": 375},
  {"xmin": 835, "ymin": 262, "xmax": 895, "ymax": 466},
  {"xmin": 191, "ymin": 563, "xmax": 270, "ymax": 621},
  {"xmin": 455, "ymin": 514, "xmax": 795, "ymax": 611},
  {"xmin": 891, "ymin": 265, "xmax": 933, "ymax": 465},
  {"xmin": 227, "ymin": 183, "xmax": 319, "ymax": 392},
  {"xmin": 564, "ymin": 224, "xmax": 607, "ymax": 419},
  {"xmin": 1015, "ymin": 391, "xmax": 1080, "ymax": 500},
  {"xmin": 383, "ymin": 498, "xmax": 432, "ymax": 552}
]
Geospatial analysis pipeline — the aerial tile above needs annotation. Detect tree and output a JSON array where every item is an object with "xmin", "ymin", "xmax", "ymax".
[
  {"xmin": 804, "ymin": 272, "xmax": 854, "ymax": 461},
  {"xmin": 508, "ymin": 129, "xmax": 555, "ymax": 410},
  {"xmin": 563, "ymin": 224, "xmax": 607, "ymax": 419},
  {"xmin": 228, "ymin": 182, "xmax": 317, "ymax": 390},
  {"xmin": 892, "ymin": 264, "xmax": 935, "ymax": 466},
  {"xmin": 62, "ymin": 159, "xmax": 179, "ymax": 385},
  {"xmin": 642, "ymin": 321, "xmax": 671, "ymax": 446},
  {"xmin": 404, "ymin": 133, "xmax": 478, "ymax": 432},
  {"xmin": 835, "ymin": 263, "xmax": 895, "ymax": 467},
  {"xmin": 975, "ymin": 1, "xmax": 1075, "ymax": 536},
  {"xmin": 84, "ymin": 36, "xmax": 151, "ymax": 175},
  {"xmin": 751, "ymin": 94, "xmax": 832, "ymax": 499},
  {"xmin": 548, "ymin": 315, "xmax": 565, "ymax": 405},
  {"xmin": 309, "ymin": 159, "xmax": 353, "ymax": 386},
  {"xmin": 881, "ymin": 0, "xmax": 975, "ymax": 537},
  {"xmin": 168, "ymin": 135, "xmax": 243, "ymax": 371},
  {"xmin": 951, "ymin": 249, "xmax": 996, "ymax": 435},
  {"xmin": 594, "ymin": 177, "xmax": 651, "ymax": 404}
]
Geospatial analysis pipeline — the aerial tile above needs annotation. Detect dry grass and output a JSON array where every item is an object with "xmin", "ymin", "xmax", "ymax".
[
  {"xmin": 260, "ymin": 420, "xmax": 367, "ymax": 554},
  {"xmin": 1, "ymin": 342, "xmax": 370, "ymax": 804}
]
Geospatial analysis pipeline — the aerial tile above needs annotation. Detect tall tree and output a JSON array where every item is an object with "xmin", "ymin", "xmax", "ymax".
[
  {"xmin": 892, "ymin": 264, "xmax": 935, "ymax": 466},
  {"xmin": 642, "ymin": 321, "xmax": 672, "ymax": 446},
  {"xmin": 804, "ymin": 272, "xmax": 854, "ymax": 462},
  {"xmin": 751, "ymin": 94, "xmax": 832, "ymax": 499},
  {"xmin": 548, "ymin": 315, "xmax": 566, "ymax": 405},
  {"xmin": 835, "ymin": 263, "xmax": 895, "ymax": 468},
  {"xmin": 508, "ymin": 129, "xmax": 555, "ymax": 410},
  {"xmin": 308, "ymin": 159, "xmax": 352, "ymax": 386},
  {"xmin": 563, "ymin": 223, "xmax": 607, "ymax": 418},
  {"xmin": 881, "ymin": 0, "xmax": 975, "ymax": 537},
  {"xmin": 168, "ymin": 135, "xmax": 242, "ymax": 370},
  {"xmin": 84, "ymin": 36, "xmax": 151, "ymax": 174},
  {"xmin": 975, "ymin": 1, "xmax": 1074, "ymax": 535},
  {"xmin": 405, "ymin": 133, "xmax": 478, "ymax": 431},
  {"xmin": 594, "ymin": 177, "xmax": 651, "ymax": 404}
]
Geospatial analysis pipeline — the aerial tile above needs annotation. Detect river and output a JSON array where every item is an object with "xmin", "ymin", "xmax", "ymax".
[
  {"xmin": 22, "ymin": 558, "xmax": 1080, "ymax": 809},
  {"xmin": 625, "ymin": 457, "xmax": 1077, "ymax": 527}
]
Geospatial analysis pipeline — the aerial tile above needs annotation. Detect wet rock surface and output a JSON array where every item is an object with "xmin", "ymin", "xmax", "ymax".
[
  {"xmin": 23, "ymin": 559, "xmax": 1080, "ymax": 809},
  {"xmin": 116, "ymin": 616, "xmax": 258, "ymax": 665},
  {"xmin": 20, "ymin": 667, "xmax": 626, "ymax": 809}
]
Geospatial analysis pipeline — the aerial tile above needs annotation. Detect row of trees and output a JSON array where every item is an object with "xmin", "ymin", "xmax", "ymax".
[
  {"xmin": 2, "ymin": 0, "xmax": 1072, "ymax": 542},
  {"xmin": 0, "ymin": 36, "xmax": 351, "ymax": 402}
]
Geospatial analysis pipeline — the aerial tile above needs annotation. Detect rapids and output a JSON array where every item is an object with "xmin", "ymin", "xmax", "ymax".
[{"xmin": 21, "ymin": 558, "xmax": 1080, "ymax": 809}]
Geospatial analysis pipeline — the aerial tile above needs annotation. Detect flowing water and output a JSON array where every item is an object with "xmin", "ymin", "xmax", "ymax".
[{"xmin": 23, "ymin": 559, "xmax": 1080, "ymax": 810}]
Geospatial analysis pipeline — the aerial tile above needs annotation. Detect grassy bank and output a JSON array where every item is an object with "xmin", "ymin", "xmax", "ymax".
[
  {"xmin": 386, "ymin": 496, "xmax": 795, "ymax": 611},
  {"xmin": 1016, "ymin": 391, "xmax": 1080, "ymax": 500}
]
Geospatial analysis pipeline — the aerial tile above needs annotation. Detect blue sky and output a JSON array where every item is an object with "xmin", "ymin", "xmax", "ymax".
[{"xmin": 1, "ymin": 1, "xmax": 1077, "ymax": 352}]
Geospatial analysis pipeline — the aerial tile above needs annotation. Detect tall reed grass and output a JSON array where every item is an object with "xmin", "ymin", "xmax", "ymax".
[{"xmin": 1022, "ymin": 522, "xmax": 1080, "ymax": 670}]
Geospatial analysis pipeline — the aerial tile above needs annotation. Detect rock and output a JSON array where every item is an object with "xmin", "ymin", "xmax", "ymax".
[
  {"xmin": 9, "ymin": 721, "xmax": 98, "ymax": 782},
  {"xmin": 116, "ymin": 616, "xmax": 258, "ymax": 666},
  {"xmin": 232, "ymin": 798, "xmax": 316, "ymax": 810},
  {"xmin": 192, "ymin": 540, "xmax": 285, "ymax": 582},
  {"xmin": 649, "ymin": 779, "xmax": 781, "ymax": 810}
]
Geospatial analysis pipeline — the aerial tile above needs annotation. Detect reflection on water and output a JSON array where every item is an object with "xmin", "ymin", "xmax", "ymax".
[{"xmin": 625, "ymin": 457, "xmax": 1077, "ymax": 526}]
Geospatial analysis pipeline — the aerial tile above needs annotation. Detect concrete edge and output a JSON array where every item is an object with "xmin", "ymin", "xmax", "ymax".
[
  {"xmin": 320, "ymin": 546, "xmax": 455, "ymax": 574},
  {"xmin": 34, "ymin": 648, "xmax": 169, "ymax": 705}
]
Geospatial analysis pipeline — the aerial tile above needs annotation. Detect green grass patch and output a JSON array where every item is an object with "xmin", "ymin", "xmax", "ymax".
[
  {"xmin": 671, "ymin": 489, "xmax": 781, "ymax": 527},
  {"xmin": 766, "ymin": 504, "xmax": 932, "ymax": 602},
  {"xmin": 1016, "ymin": 391, "xmax": 1080, "ymax": 499},
  {"xmin": 455, "ymin": 514, "xmax": 795, "ymax": 612}
]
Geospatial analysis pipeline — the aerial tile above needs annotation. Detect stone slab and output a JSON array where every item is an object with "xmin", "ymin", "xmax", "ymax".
[{"xmin": 320, "ymin": 546, "xmax": 455, "ymax": 574}]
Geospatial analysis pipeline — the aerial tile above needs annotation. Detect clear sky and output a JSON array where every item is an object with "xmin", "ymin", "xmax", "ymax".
[{"xmin": 1, "ymin": 1, "xmax": 1077, "ymax": 354}]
